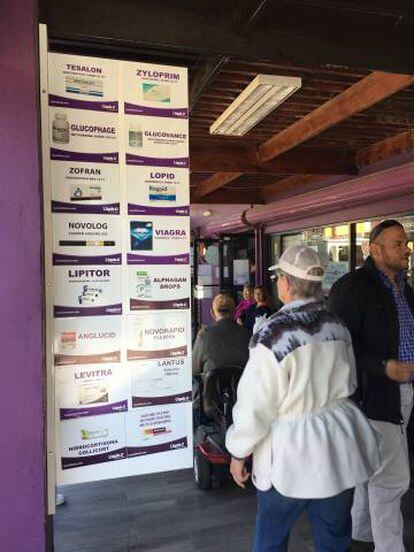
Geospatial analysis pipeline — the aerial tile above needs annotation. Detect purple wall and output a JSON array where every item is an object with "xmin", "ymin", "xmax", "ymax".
[{"xmin": 0, "ymin": 1, "xmax": 45, "ymax": 551}]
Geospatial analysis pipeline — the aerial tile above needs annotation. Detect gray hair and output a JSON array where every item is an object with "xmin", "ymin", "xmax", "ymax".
[{"xmin": 278, "ymin": 267, "xmax": 324, "ymax": 300}]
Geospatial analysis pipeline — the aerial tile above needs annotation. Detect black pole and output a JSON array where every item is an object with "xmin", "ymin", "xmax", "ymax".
[
  {"xmin": 350, "ymin": 223, "xmax": 357, "ymax": 271},
  {"xmin": 218, "ymin": 235, "xmax": 224, "ymax": 291},
  {"xmin": 193, "ymin": 239, "xmax": 199, "ymax": 338}
]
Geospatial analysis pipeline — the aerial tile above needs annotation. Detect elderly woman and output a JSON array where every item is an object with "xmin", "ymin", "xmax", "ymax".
[{"xmin": 226, "ymin": 245, "xmax": 379, "ymax": 552}]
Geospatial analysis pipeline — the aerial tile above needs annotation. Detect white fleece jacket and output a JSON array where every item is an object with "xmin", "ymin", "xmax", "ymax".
[{"xmin": 225, "ymin": 299, "xmax": 380, "ymax": 499}]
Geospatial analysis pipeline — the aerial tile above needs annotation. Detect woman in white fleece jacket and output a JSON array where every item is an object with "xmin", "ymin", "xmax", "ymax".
[{"xmin": 226, "ymin": 245, "xmax": 379, "ymax": 552}]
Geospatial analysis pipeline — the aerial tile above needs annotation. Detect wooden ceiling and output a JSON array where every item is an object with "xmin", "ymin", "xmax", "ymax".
[
  {"xmin": 42, "ymin": 0, "xmax": 414, "ymax": 206},
  {"xmin": 190, "ymin": 62, "xmax": 414, "ymax": 204}
]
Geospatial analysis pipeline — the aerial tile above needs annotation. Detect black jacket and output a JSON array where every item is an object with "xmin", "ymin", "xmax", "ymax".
[
  {"xmin": 328, "ymin": 256, "xmax": 414, "ymax": 424},
  {"xmin": 192, "ymin": 318, "xmax": 250, "ymax": 376}
]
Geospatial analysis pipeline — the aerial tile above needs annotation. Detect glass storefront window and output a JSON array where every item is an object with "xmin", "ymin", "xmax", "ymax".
[
  {"xmin": 269, "ymin": 214, "xmax": 414, "ymax": 301},
  {"xmin": 300, "ymin": 224, "xmax": 350, "ymax": 294},
  {"xmin": 355, "ymin": 219, "xmax": 380, "ymax": 268},
  {"xmin": 269, "ymin": 225, "xmax": 351, "ymax": 299}
]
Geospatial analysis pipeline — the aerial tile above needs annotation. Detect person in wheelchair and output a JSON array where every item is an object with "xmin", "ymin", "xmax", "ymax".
[
  {"xmin": 192, "ymin": 292, "xmax": 250, "ymax": 489},
  {"xmin": 192, "ymin": 292, "xmax": 250, "ymax": 377}
]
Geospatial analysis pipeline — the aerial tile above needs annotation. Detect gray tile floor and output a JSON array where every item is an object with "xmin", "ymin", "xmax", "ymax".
[{"xmin": 54, "ymin": 469, "xmax": 414, "ymax": 552}]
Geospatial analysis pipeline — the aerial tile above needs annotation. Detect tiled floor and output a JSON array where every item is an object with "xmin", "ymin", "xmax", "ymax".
[{"xmin": 54, "ymin": 468, "xmax": 414, "ymax": 551}]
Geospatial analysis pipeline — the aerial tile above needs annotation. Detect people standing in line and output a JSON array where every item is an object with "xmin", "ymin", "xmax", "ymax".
[
  {"xmin": 240, "ymin": 285, "xmax": 273, "ymax": 332},
  {"xmin": 226, "ymin": 245, "xmax": 379, "ymax": 552},
  {"xmin": 234, "ymin": 284, "xmax": 254, "ymax": 324},
  {"xmin": 192, "ymin": 293, "xmax": 250, "ymax": 376},
  {"xmin": 329, "ymin": 219, "xmax": 414, "ymax": 552}
]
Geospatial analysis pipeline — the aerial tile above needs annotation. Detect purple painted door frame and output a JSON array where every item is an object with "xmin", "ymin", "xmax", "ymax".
[{"xmin": 0, "ymin": 1, "xmax": 46, "ymax": 551}]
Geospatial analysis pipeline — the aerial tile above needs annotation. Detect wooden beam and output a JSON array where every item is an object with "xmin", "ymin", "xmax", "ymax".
[
  {"xmin": 357, "ymin": 130, "xmax": 414, "ymax": 166},
  {"xmin": 190, "ymin": 143, "xmax": 357, "ymax": 175},
  {"xmin": 258, "ymin": 72, "xmax": 414, "ymax": 164},
  {"xmin": 261, "ymin": 175, "xmax": 331, "ymax": 202},
  {"xmin": 262, "ymin": 130, "xmax": 414, "ymax": 203},
  {"xmin": 194, "ymin": 172, "xmax": 242, "ymax": 200},
  {"xmin": 192, "ymin": 73, "xmax": 414, "ymax": 200},
  {"xmin": 190, "ymin": 144, "xmax": 258, "ymax": 173}
]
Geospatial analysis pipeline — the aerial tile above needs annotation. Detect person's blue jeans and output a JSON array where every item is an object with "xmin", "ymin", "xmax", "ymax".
[{"xmin": 253, "ymin": 486, "xmax": 354, "ymax": 552}]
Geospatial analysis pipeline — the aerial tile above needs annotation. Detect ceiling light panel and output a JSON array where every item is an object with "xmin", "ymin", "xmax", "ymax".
[{"xmin": 209, "ymin": 74, "xmax": 302, "ymax": 136}]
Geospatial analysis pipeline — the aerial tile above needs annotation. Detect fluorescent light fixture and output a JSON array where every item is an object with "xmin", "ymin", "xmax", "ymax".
[{"xmin": 209, "ymin": 74, "xmax": 302, "ymax": 136}]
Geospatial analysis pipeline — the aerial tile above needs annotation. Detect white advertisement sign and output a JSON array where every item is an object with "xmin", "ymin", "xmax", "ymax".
[
  {"xmin": 127, "ymin": 216, "xmax": 189, "ymax": 265},
  {"xmin": 128, "ymin": 264, "xmax": 190, "ymax": 310},
  {"xmin": 130, "ymin": 357, "xmax": 191, "ymax": 407},
  {"xmin": 47, "ymin": 52, "xmax": 191, "ymax": 485},
  {"xmin": 124, "ymin": 61, "xmax": 188, "ymax": 119},
  {"xmin": 126, "ymin": 404, "xmax": 188, "ymax": 457},
  {"xmin": 127, "ymin": 311, "xmax": 189, "ymax": 360},
  {"xmin": 56, "ymin": 364, "xmax": 128, "ymax": 420},
  {"xmin": 50, "ymin": 107, "xmax": 119, "ymax": 164},
  {"xmin": 48, "ymin": 52, "xmax": 119, "ymax": 112},
  {"xmin": 59, "ymin": 413, "xmax": 127, "ymax": 470},
  {"xmin": 51, "ymin": 161, "xmax": 119, "ymax": 215},
  {"xmin": 53, "ymin": 265, "xmax": 122, "ymax": 317},
  {"xmin": 52, "ymin": 213, "xmax": 122, "ymax": 265},
  {"xmin": 125, "ymin": 115, "xmax": 188, "ymax": 168},
  {"xmin": 126, "ymin": 166, "xmax": 189, "ymax": 216},
  {"xmin": 54, "ymin": 317, "xmax": 121, "ymax": 366}
]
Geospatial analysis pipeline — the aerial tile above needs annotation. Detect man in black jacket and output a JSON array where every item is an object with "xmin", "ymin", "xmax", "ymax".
[{"xmin": 329, "ymin": 220, "xmax": 414, "ymax": 552}]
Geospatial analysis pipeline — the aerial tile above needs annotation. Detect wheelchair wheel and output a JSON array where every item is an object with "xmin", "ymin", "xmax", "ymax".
[
  {"xmin": 212, "ymin": 464, "xmax": 229, "ymax": 489},
  {"xmin": 194, "ymin": 448, "xmax": 212, "ymax": 490}
]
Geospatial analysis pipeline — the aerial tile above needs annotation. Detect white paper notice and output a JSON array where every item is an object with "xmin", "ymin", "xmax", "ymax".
[
  {"xmin": 130, "ymin": 357, "xmax": 191, "ymax": 407},
  {"xmin": 128, "ymin": 264, "xmax": 190, "ymax": 311},
  {"xmin": 233, "ymin": 259, "xmax": 250, "ymax": 286},
  {"xmin": 56, "ymin": 364, "xmax": 128, "ymax": 419},
  {"xmin": 126, "ymin": 166, "xmax": 189, "ymax": 216},
  {"xmin": 60, "ymin": 413, "xmax": 127, "ymax": 469},
  {"xmin": 52, "ymin": 213, "xmax": 121, "ymax": 264},
  {"xmin": 322, "ymin": 261, "xmax": 349, "ymax": 291},
  {"xmin": 53, "ymin": 265, "xmax": 122, "ymax": 317},
  {"xmin": 51, "ymin": 161, "xmax": 119, "ymax": 215},
  {"xmin": 54, "ymin": 317, "xmax": 121, "ymax": 366},
  {"xmin": 127, "ymin": 216, "xmax": 189, "ymax": 265},
  {"xmin": 127, "ymin": 311, "xmax": 189, "ymax": 360},
  {"xmin": 126, "ymin": 404, "xmax": 188, "ymax": 457}
]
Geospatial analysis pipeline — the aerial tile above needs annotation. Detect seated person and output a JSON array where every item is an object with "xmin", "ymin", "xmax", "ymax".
[
  {"xmin": 234, "ymin": 284, "xmax": 254, "ymax": 323},
  {"xmin": 241, "ymin": 285, "xmax": 273, "ymax": 332},
  {"xmin": 192, "ymin": 293, "xmax": 250, "ymax": 377}
]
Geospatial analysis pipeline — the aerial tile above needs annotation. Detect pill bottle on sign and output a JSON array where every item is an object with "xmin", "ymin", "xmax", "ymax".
[
  {"xmin": 52, "ymin": 113, "xmax": 70, "ymax": 143},
  {"xmin": 129, "ymin": 123, "xmax": 143, "ymax": 148}
]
